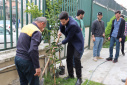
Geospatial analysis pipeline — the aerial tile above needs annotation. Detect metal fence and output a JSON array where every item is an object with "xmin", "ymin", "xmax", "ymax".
[
  {"xmin": 0, "ymin": 0, "xmax": 127, "ymax": 50},
  {"xmin": 0, "ymin": 0, "xmax": 80, "ymax": 51}
]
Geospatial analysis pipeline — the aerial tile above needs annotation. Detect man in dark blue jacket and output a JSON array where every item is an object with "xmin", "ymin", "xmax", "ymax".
[{"xmin": 58, "ymin": 11, "xmax": 84, "ymax": 85}]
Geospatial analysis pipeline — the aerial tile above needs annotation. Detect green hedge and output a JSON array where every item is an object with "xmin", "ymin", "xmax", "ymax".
[
  {"xmin": 105, "ymin": 16, "xmax": 116, "ymax": 39},
  {"xmin": 125, "ymin": 18, "xmax": 127, "ymax": 22}
]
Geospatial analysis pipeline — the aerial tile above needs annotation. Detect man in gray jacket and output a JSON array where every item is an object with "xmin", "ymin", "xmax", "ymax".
[{"xmin": 92, "ymin": 12, "xmax": 105, "ymax": 61}]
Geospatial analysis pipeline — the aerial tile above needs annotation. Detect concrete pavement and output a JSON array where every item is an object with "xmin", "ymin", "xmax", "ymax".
[{"xmin": 59, "ymin": 42, "xmax": 127, "ymax": 85}]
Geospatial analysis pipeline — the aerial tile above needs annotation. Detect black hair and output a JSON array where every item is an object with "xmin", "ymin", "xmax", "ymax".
[
  {"xmin": 77, "ymin": 10, "xmax": 85, "ymax": 16},
  {"xmin": 115, "ymin": 10, "xmax": 121, "ymax": 14},
  {"xmin": 120, "ymin": 15, "xmax": 124, "ymax": 18},
  {"xmin": 59, "ymin": 11, "xmax": 69, "ymax": 20}
]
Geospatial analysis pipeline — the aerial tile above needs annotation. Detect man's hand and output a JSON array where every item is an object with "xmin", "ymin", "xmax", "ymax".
[
  {"xmin": 34, "ymin": 68, "xmax": 41, "ymax": 77},
  {"xmin": 108, "ymin": 37, "xmax": 110, "ymax": 40},
  {"xmin": 102, "ymin": 33, "xmax": 105, "ymax": 37},
  {"xmin": 58, "ymin": 31, "xmax": 62, "ymax": 37},
  {"xmin": 93, "ymin": 37, "xmax": 95, "ymax": 42},
  {"xmin": 81, "ymin": 28, "xmax": 82, "ymax": 31},
  {"xmin": 57, "ymin": 42, "xmax": 62, "ymax": 46},
  {"xmin": 119, "ymin": 38, "xmax": 122, "ymax": 42}
]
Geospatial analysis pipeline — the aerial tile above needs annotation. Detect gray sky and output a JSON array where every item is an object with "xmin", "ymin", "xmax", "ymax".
[{"xmin": 115, "ymin": 0, "xmax": 127, "ymax": 8}]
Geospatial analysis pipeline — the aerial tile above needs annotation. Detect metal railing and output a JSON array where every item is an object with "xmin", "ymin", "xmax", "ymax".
[
  {"xmin": 1, "ymin": 0, "xmax": 127, "ymax": 51},
  {"xmin": 0, "ymin": 0, "xmax": 79, "ymax": 51}
]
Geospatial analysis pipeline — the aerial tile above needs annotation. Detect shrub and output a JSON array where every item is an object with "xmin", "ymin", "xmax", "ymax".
[
  {"xmin": 125, "ymin": 18, "xmax": 127, "ymax": 22},
  {"xmin": 105, "ymin": 16, "xmax": 116, "ymax": 39}
]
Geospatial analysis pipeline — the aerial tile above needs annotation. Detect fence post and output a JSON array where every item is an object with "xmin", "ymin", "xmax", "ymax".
[
  {"xmin": 26, "ymin": 0, "xmax": 28, "ymax": 25},
  {"xmin": 88, "ymin": 0, "xmax": 93, "ymax": 49},
  {"xmin": 9, "ymin": 0, "xmax": 13, "ymax": 47},
  {"xmin": 21, "ymin": 0, "xmax": 23, "ymax": 28},
  {"xmin": 3, "ymin": 0, "xmax": 6, "ymax": 49},
  {"xmin": 16, "ymin": 0, "xmax": 18, "ymax": 43}
]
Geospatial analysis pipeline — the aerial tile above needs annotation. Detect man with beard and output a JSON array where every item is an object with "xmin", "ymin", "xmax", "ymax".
[
  {"xmin": 106, "ymin": 10, "xmax": 125, "ymax": 63},
  {"xmin": 92, "ymin": 12, "xmax": 105, "ymax": 61},
  {"xmin": 57, "ymin": 11, "xmax": 84, "ymax": 85},
  {"xmin": 73, "ymin": 10, "xmax": 85, "ymax": 68}
]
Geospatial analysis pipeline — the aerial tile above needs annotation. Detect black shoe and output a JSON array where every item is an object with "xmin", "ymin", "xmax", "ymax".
[
  {"xmin": 81, "ymin": 66, "xmax": 83, "ymax": 68},
  {"xmin": 75, "ymin": 78, "xmax": 82, "ymax": 85},
  {"xmin": 121, "ymin": 79, "xmax": 126, "ymax": 82},
  {"xmin": 106, "ymin": 57, "xmax": 112, "ymax": 61},
  {"xmin": 64, "ymin": 76, "xmax": 74, "ymax": 80},
  {"xmin": 113, "ymin": 59, "xmax": 118, "ymax": 63},
  {"xmin": 122, "ymin": 52, "xmax": 125, "ymax": 56}
]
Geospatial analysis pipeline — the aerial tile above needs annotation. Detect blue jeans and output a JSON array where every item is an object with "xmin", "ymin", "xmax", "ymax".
[
  {"xmin": 109, "ymin": 37, "xmax": 120, "ymax": 60},
  {"xmin": 93, "ymin": 37, "xmax": 104, "ymax": 57},
  {"xmin": 15, "ymin": 56, "xmax": 39, "ymax": 85}
]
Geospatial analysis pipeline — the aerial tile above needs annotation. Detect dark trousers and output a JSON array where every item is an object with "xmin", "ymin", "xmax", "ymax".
[
  {"xmin": 15, "ymin": 56, "xmax": 39, "ymax": 85},
  {"xmin": 67, "ymin": 43, "xmax": 81, "ymax": 78},
  {"xmin": 121, "ymin": 35, "xmax": 126, "ymax": 53}
]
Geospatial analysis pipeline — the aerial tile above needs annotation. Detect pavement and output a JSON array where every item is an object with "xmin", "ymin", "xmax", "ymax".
[{"xmin": 58, "ymin": 41, "xmax": 127, "ymax": 85}]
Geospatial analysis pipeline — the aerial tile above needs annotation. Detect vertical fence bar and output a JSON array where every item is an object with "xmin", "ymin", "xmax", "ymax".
[
  {"xmin": 78, "ymin": 0, "xmax": 80, "ymax": 9},
  {"xmin": 71, "ymin": 0, "xmax": 72, "ymax": 16},
  {"xmin": 88, "ymin": 0, "xmax": 93, "ymax": 49},
  {"xmin": 39, "ymin": 0, "xmax": 41, "ymax": 11},
  {"xmin": 9, "ymin": 0, "xmax": 13, "ymax": 47},
  {"xmin": 69, "ymin": 0, "xmax": 70, "ymax": 15},
  {"xmin": 31, "ymin": 0, "xmax": 33, "ymax": 22},
  {"xmin": 16, "ymin": 0, "xmax": 18, "ymax": 43},
  {"xmin": 42, "ymin": 0, "xmax": 44, "ymax": 16},
  {"xmin": 21, "ymin": 0, "xmax": 23, "ymax": 28},
  {"xmin": 62, "ymin": 0, "xmax": 63, "ymax": 11},
  {"xmin": 0, "ymin": 9, "xmax": 1, "ymax": 20},
  {"xmin": 64, "ymin": 0, "xmax": 65, "ymax": 11},
  {"xmin": 3, "ymin": 0, "xmax": 6, "ymax": 49},
  {"xmin": 26, "ymin": 0, "xmax": 28, "ymax": 25},
  {"xmin": 76, "ymin": 0, "xmax": 77, "ymax": 15},
  {"xmin": 73, "ymin": 0, "xmax": 74, "ymax": 16},
  {"xmin": 67, "ymin": 0, "xmax": 68, "ymax": 12},
  {"xmin": 35, "ymin": 0, "xmax": 37, "ymax": 5}
]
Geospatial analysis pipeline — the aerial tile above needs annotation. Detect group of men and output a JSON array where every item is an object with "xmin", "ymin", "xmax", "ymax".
[
  {"xmin": 92, "ymin": 10, "xmax": 127, "ymax": 84},
  {"xmin": 92, "ymin": 10, "xmax": 126, "ymax": 63},
  {"xmin": 15, "ymin": 9, "xmax": 127, "ymax": 85}
]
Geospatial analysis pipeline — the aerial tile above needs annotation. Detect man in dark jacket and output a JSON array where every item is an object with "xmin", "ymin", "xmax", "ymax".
[
  {"xmin": 58, "ymin": 11, "xmax": 84, "ymax": 85},
  {"xmin": 15, "ymin": 17, "xmax": 47, "ymax": 85},
  {"xmin": 106, "ymin": 10, "xmax": 125, "ymax": 63},
  {"xmin": 92, "ymin": 12, "xmax": 105, "ymax": 61},
  {"xmin": 120, "ymin": 15, "xmax": 127, "ymax": 56}
]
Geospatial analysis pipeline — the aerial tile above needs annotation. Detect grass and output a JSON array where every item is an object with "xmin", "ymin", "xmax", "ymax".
[
  {"xmin": 44, "ymin": 73, "xmax": 77, "ymax": 85},
  {"xmin": 44, "ymin": 73, "xmax": 104, "ymax": 85},
  {"xmin": 83, "ymin": 79, "xmax": 104, "ymax": 85}
]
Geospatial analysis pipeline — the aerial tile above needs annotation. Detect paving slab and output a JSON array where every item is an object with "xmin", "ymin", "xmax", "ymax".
[{"xmin": 59, "ymin": 42, "xmax": 127, "ymax": 85}]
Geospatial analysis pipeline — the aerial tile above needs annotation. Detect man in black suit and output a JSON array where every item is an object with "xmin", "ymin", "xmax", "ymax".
[{"xmin": 58, "ymin": 11, "xmax": 84, "ymax": 85}]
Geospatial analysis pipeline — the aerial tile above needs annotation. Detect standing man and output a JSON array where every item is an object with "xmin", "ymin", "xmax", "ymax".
[
  {"xmin": 73, "ymin": 9, "xmax": 85, "ymax": 68},
  {"xmin": 92, "ymin": 12, "xmax": 105, "ymax": 61},
  {"xmin": 120, "ymin": 15, "xmax": 127, "ymax": 56},
  {"xmin": 58, "ymin": 11, "xmax": 84, "ymax": 85},
  {"xmin": 120, "ymin": 15, "xmax": 127, "ymax": 83},
  {"xmin": 106, "ymin": 10, "xmax": 125, "ymax": 63},
  {"xmin": 15, "ymin": 17, "xmax": 47, "ymax": 85}
]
